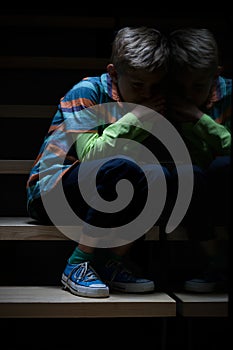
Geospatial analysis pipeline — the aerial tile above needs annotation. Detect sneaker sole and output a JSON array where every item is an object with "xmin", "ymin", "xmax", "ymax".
[
  {"xmin": 109, "ymin": 280, "xmax": 155, "ymax": 293},
  {"xmin": 61, "ymin": 274, "xmax": 109, "ymax": 298}
]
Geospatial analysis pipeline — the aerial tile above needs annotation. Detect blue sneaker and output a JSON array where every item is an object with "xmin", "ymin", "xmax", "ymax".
[
  {"xmin": 61, "ymin": 261, "xmax": 109, "ymax": 298},
  {"xmin": 99, "ymin": 259, "xmax": 155, "ymax": 293},
  {"xmin": 184, "ymin": 277, "xmax": 217, "ymax": 293},
  {"xmin": 184, "ymin": 267, "xmax": 228, "ymax": 293}
]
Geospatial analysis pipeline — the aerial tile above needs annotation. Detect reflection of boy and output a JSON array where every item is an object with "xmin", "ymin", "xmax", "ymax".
[{"xmin": 168, "ymin": 27, "xmax": 231, "ymax": 292}]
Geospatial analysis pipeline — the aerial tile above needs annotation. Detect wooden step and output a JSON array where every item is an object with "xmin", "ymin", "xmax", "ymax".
[
  {"xmin": 0, "ymin": 15, "xmax": 116, "ymax": 28},
  {"xmin": 173, "ymin": 292, "xmax": 229, "ymax": 317},
  {"xmin": 0, "ymin": 56, "xmax": 109, "ymax": 70},
  {"xmin": 0, "ymin": 160, "xmax": 34, "ymax": 174},
  {"xmin": 0, "ymin": 216, "xmax": 161, "ymax": 240},
  {"xmin": 0, "ymin": 216, "xmax": 228, "ymax": 241},
  {"xmin": 0, "ymin": 216, "xmax": 68, "ymax": 240},
  {"xmin": 0, "ymin": 286, "xmax": 176, "ymax": 318},
  {"xmin": 0, "ymin": 104, "xmax": 56, "ymax": 118}
]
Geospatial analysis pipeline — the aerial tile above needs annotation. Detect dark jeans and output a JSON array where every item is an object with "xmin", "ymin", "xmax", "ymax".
[
  {"xmin": 29, "ymin": 156, "xmax": 171, "ymax": 244},
  {"xmin": 28, "ymin": 155, "xmax": 230, "ymax": 241},
  {"xmin": 61, "ymin": 156, "xmax": 171, "ymax": 230},
  {"xmin": 173, "ymin": 156, "xmax": 231, "ymax": 240}
]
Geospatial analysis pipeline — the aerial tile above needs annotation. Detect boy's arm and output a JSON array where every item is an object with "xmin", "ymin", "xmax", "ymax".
[
  {"xmin": 76, "ymin": 112, "xmax": 151, "ymax": 161},
  {"xmin": 180, "ymin": 114, "xmax": 231, "ymax": 156}
]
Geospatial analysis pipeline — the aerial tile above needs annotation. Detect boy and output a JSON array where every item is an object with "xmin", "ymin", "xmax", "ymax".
[
  {"xmin": 26, "ymin": 26, "xmax": 171, "ymax": 298},
  {"xmin": 168, "ymin": 28, "xmax": 231, "ymax": 292}
]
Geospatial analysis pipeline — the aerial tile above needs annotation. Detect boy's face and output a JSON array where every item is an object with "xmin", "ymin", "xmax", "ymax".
[
  {"xmin": 170, "ymin": 68, "xmax": 216, "ymax": 108},
  {"xmin": 109, "ymin": 66, "xmax": 167, "ymax": 104}
]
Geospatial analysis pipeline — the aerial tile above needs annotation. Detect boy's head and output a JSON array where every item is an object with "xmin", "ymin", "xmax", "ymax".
[
  {"xmin": 169, "ymin": 28, "xmax": 220, "ymax": 107},
  {"xmin": 110, "ymin": 26, "xmax": 169, "ymax": 73},
  {"xmin": 107, "ymin": 26, "xmax": 169, "ymax": 104}
]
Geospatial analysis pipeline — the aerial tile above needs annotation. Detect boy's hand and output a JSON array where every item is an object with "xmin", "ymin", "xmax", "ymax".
[
  {"xmin": 140, "ymin": 94, "xmax": 167, "ymax": 115},
  {"xmin": 168, "ymin": 95, "xmax": 203, "ymax": 122},
  {"xmin": 132, "ymin": 94, "xmax": 167, "ymax": 122}
]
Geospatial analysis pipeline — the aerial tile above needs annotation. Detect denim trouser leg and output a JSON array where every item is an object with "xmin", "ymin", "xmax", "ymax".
[
  {"xmin": 62, "ymin": 156, "xmax": 171, "ymax": 243},
  {"xmin": 171, "ymin": 156, "xmax": 231, "ymax": 240},
  {"xmin": 206, "ymin": 156, "xmax": 231, "ymax": 227}
]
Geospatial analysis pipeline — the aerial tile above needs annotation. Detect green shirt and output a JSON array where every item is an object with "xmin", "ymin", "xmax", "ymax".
[
  {"xmin": 179, "ymin": 113, "xmax": 231, "ymax": 169},
  {"xmin": 76, "ymin": 112, "xmax": 150, "ymax": 161}
]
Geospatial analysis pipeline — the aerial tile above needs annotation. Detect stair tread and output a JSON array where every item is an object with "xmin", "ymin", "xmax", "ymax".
[
  {"xmin": 0, "ymin": 216, "xmax": 68, "ymax": 240},
  {"xmin": 0, "ymin": 216, "xmax": 161, "ymax": 240},
  {"xmin": 0, "ymin": 286, "xmax": 176, "ymax": 318},
  {"xmin": 173, "ymin": 292, "xmax": 229, "ymax": 317}
]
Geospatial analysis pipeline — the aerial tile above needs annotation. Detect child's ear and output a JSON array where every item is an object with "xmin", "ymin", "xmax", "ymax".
[{"xmin": 107, "ymin": 64, "xmax": 118, "ymax": 83}]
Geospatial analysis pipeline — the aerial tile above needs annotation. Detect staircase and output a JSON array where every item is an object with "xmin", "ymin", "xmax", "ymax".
[{"xmin": 0, "ymin": 11, "xmax": 230, "ymax": 349}]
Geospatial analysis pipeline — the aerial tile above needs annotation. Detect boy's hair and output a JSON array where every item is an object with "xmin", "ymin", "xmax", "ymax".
[
  {"xmin": 169, "ymin": 28, "xmax": 219, "ymax": 73},
  {"xmin": 110, "ymin": 26, "xmax": 169, "ymax": 73}
]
